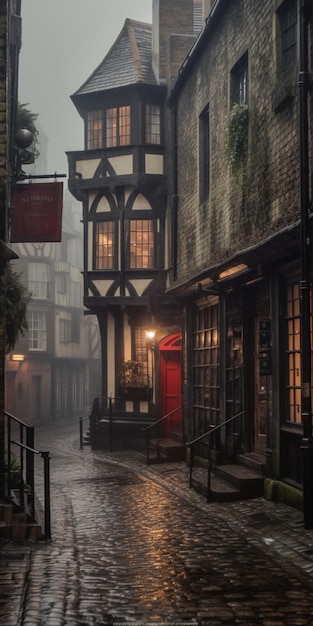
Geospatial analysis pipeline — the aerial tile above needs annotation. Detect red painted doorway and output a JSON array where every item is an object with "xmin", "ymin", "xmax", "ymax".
[{"xmin": 159, "ymin": 333, "xmax": 182, "ymax": 435}]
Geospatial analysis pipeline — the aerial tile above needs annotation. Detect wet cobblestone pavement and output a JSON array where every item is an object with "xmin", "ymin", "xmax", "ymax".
[{"xmin": 2, "ymin": 420, "xmax": 313, "ymax": 625}]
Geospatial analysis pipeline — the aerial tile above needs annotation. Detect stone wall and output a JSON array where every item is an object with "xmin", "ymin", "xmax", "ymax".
[{"xmin": 172, "ymin": 0, "xmax": 302, "ymax": 285}]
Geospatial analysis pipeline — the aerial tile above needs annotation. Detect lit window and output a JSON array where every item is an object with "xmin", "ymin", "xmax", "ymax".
[
  {"xmin": 286, "ymin": 284, "xmax": 303, "ymax": 423},
  {"xmin": 28, "ymin": 311, "xmax": 47, "ymax": 351},
  {"xmin": 28, "ymin": 262, "xmax": 51, "ymax": 299},
  {"xmin": 87, "ymin": 111, "xmax": 103, "ymax": 149},
  {"xmin": 145, "ymin": 105, "xmax": 161, "ymax": 144},
  {"xmin": 199, "ymin": 105, "xmax": 210, "ymax": 202},
  {"xmin": 129, "ymin": 220, "xmax": 154, "ymax": 269},
  {"xmin": 277, "ymin": 0, "xmax": 297, "ymax": 72},
  {"xmin": 106, "ymin": 106, "xmax": 130, "ymax": 147},
  {"xmin": 95, "ymin": 221, "xmax": 115, "ymax": 269}
]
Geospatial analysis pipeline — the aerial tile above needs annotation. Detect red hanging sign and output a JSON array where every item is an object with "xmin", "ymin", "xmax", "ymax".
[{"xmin": 11, "ymin": 182, "xmax": 63, "ymax": 242}]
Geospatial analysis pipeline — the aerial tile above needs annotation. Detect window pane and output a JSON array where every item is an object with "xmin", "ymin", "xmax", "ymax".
[
  {"xmin": 106, "ymin": 108, "xmax": 117, "ymax": 147},
  {"xmin": 28, "ymin": 311, "xmax": 47, "ymax": 351},
  {"xmin": 87, "ymin": 111, "xmax": 102, "ymax": 149},
  {"xmin": 199, "ymin": 105, "xmax": 210, "ymax": 202},
  {"xmin": 231, "ymin": 54, "xmax": 248, "ymax": 105},
  {"xmin": 130, "ymin": 220, "xmax": 154, "ymax": 269},
  {"xmin": 285, "ymin": 283, "xmax": 309, "ymax": 424},
  {"xmin": 279, "ymin": 0, "xmax": 297, "ymax": 71},
  {"xmin": 96, "ymin": 222, "xmax": 115, "ymax": 269},
  {"xmin": 119, "ymin": 106, "xmax": 131, "ymax": 145},
  {"xmin": 28, "ymin": 262, "xmax": 51, "ymax": 299},
  {"xmin": 106, "ymin": 106, "xmax": 130, "ymax": 147},
  {"xmin": 145, "ymin": 105, "xmax": 161, "ymax": 144}
]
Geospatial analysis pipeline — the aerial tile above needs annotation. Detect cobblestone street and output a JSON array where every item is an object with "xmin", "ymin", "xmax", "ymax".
[{"xmin": 2, "ymin": 419, "xmax": 313, "ymax": 625}]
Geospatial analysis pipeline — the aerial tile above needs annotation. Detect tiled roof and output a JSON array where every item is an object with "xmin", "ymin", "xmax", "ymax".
[{"xmin": 73, "ymin": 19, "xmax": 156, "ymax": 96}]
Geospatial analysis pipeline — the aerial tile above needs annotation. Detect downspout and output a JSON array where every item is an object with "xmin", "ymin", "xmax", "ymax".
[
  {"xmin": 171, "ymin": 103, "xmax": 178, "ymax": 280},
  {"xmin": 299, "ymin": 0, "xmax": 313, "ymax": 529}
]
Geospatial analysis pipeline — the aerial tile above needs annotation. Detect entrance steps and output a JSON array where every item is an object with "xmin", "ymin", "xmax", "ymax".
[
  {"xmin": 0, "ymin": 500, "xmax": 43, "ymax": 542},
  {"xmin": 191, "ymin": 453, "xmax": 265, "ymax": 502}
]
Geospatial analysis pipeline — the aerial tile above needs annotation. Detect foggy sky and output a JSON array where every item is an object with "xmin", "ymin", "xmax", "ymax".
[{"xmin": 19, "ymin": 1, "xmax": 152, "ymax": 176}]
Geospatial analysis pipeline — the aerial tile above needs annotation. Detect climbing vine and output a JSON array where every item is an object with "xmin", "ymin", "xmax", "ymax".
[{"xmin": 224, "ymin": 103, "xmax": 248, "ymax": 173}]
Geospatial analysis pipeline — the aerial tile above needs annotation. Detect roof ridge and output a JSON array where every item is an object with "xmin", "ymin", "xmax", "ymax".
[{"xmin": 127, "ymin": 20, "xmax": 142, "ymax": 82}]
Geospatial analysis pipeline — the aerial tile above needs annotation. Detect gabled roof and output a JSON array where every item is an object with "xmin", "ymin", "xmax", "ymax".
[{"xmin": 73, "ymin": 19, "xmax": 156, "ymax": 97}]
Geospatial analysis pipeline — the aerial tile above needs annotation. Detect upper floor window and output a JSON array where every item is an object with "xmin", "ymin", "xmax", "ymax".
[
  {"xmin": 199, "ymin": 105, "xmax": 210, "ymax": 203},
  {"xmin": 88, "ymin": 110, "xmax": 102, "ymax": 149},
  {"xmin": 145, "ymin": 105, "xmax": 161, "ymax": 144},
  {"xmin": 277, "ymin": 0, "xmax": 297, "ymax": 72},
  {"xmin": 129, "ymin": 219, "xmax": 154, "ymax": 269},
  {"xmin": 231, "ymin": 52, "xmax": 248, "ymax": 105},
  {"xmin": 28, "ymin": 262, "xmax": 51, "ymax": 299},
  {"xmin": 28, "ymin": 311, "xmax": 47, "ymax": 351},
  {"xmin": 95, "ymin": 221, "xmax": 116, "ymax": 269},
  {"xmin": 106, "ymin": 106, "xmax": 130, "ymax": 147}
]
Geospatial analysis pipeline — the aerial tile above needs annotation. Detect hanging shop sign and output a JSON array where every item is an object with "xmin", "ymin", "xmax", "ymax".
[{"xmin": 11, "ymin": 182, "xmax": 63, "ymax": 242}]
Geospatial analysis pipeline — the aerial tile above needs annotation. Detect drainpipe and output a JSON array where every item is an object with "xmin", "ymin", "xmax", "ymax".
[
  {"xmin": 171, "ymin": 104, "xmax": 178, "ymax": 281},
  {"xmin": 299, "ymin": 0, "xmax": 313, "ymax": 529}
]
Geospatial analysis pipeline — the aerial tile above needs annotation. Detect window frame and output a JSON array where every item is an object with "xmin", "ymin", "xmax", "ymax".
[
  {"xmin": 145, "ymin": 104, "xmax": 161, "ymax": 145},
  {"xmin": 28, "ymin": 311, "xmax": 48, "ymax": 351},
  {"xmin": 94, "ymin": 219, "xmax": 118, "ymax": 270},
  {"xmin": 106, "ymin": 105, "xmax": 131, "ymax": 148},
  {"xmin": 199, "ymin": 104, "xmax": 210, "ymax": 203},
  {"xmin": 277, "ymin": 0, "xmax": 298, "ymax": 73},
  {"xmin": 128, "ymin": 218, "xmax": 155, "ymax": 270},
  {"xmin": 28, "ymin": 262, "xmax": 51, "ymax": 300},
  {"xmin": 231, "ymin": 52, "xmax": 248, "ymax": 106}
]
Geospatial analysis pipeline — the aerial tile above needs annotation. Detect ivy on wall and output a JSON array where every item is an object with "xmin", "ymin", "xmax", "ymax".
[
  {"xmin": 224, "ymin": 103, "xmax": 248, "ymax": 173},
  {"xmin": 0, "ymin": 263, "xmax": 31, "ymax": 353}
]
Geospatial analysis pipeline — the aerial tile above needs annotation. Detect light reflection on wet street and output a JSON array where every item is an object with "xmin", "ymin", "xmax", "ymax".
[{"xmin": 26, "ymin": 421, "xmax": 313, "ymax": 625}]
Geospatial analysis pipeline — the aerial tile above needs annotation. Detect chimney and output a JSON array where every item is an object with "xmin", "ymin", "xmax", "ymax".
[{"xmin": 152, "ymin": 0, "xmax": 194, "ymax": 83}]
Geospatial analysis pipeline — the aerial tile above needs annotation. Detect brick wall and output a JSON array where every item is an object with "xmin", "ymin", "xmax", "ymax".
[
  {"xmin": 153, "ymin": 0, "xmax": 194, "ymax": 82},
  {"xmin": 171, "ymin": 0, "xmax": 302, "ymax": 285}
]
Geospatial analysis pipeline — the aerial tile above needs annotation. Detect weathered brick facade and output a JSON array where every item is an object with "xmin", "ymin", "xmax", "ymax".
[{"xmin": 171, "ymin": 0, "xmax": 301, "ymax": 286}]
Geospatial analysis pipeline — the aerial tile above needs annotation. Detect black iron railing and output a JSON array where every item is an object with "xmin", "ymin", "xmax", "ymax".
[
  {"xmin": 187, "ymin": 411, "xmax": 244, "ymax": 501},
  {"xmin": 143, "ymin": 404, "xmax": 185, "ymax": 464},
  {"xmin": 4, "ymin": 411, "xmax": 51, "ymax": 541}
]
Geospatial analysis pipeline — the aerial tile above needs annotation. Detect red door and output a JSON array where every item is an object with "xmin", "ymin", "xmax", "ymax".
[{"xmin": 160, "ymin": 333, "xmax": 182, "ymax": 435}]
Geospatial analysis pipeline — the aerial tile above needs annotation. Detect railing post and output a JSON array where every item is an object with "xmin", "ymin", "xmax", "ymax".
[
  {"xmin": 147, "ymin": 429, "xmax": 150, "ymax": 465},
  {"xmin": 189, "ymin": 445, "xmax": 193, "ymax": 488},
  {"xmin": 207, "ymin": 440, "xmax": 212, "ymax": 502},
  {"xmin": 41, "ymin": 451, "xmax": 51, "ymax": 541},
  {"xmin": 7, "ymin": 416, "xmax": 11, "ymax": 498},
  {"xmin": 79, "ymin": 416, "xmax": 83, "ymax": 450},
  {"xmin": 109, "ymin": 398, "xmax": 113, "ymax": 452},
  {"xmin": 26, "ymin": 426, "xmax": 35, "ymax": 516},
  {"xmin": 19, "ymin": 423, "xmax": 24, "ymax": 510}
]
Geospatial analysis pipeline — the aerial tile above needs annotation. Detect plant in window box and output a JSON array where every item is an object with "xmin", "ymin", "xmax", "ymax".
[
  {"xmin": 224, "ymin": 103, "xmax": 248, "ymax": 173},
  {"xmin": 117, "ymin": 360, "xmax": 152, "ymax": 400}
]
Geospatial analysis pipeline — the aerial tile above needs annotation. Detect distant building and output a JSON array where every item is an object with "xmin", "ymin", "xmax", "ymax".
[{"xmin": 5, "ymin": 190, "xmax": 101, "ymax": 423}]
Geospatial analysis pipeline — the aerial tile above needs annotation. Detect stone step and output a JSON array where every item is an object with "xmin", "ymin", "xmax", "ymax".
[
  {"xmin": 191, "ymin": 466, "xmax": 241, "ymax": 502},
  {"xmin": 213, "ymin": 463, "xmax": 264, "ymax": 498},
  {"xmin": 237, "ymin": 452, "xmax": 266, "ymax": 476},
  {"xmin": 149, "ymin": 438, "xmax": 186, "ymax": 462}
]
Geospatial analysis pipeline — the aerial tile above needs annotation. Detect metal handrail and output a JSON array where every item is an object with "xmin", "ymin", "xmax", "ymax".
[
  {"xmin": 143, "ymin": 404, "xmax": 185, "ymax": 465},
  {"xmin": 187, "ymin": 410, "xmax": 244, "ymax": 501},
  {"xmin": 4, "ymin": 410, "xmax": 51, "ymax": 541}
]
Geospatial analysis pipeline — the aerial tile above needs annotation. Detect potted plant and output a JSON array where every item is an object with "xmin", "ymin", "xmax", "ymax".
[{"xmin": 118, "ymin": 360, "xmax": 151, "ymax": 401}]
